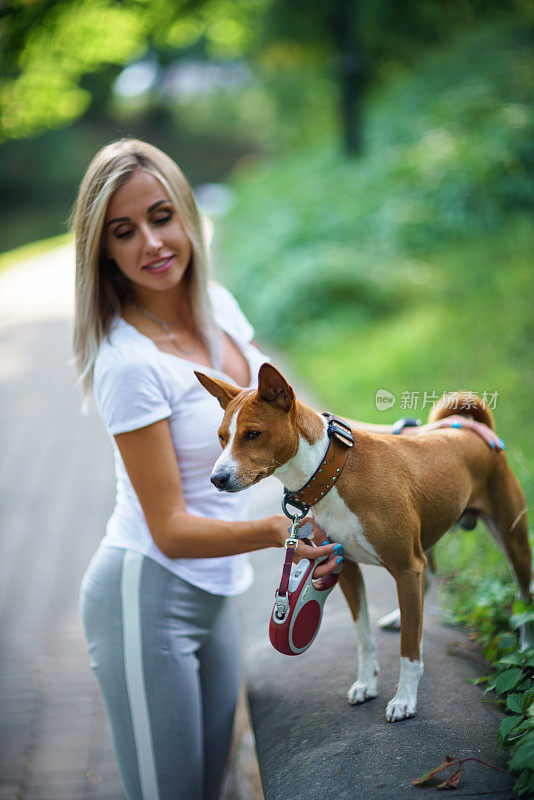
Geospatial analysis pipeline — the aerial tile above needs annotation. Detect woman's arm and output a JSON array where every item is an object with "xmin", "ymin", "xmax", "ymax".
[{"xmin": 114, "ymin": 419, "xmax": 340, "ymax": 576}]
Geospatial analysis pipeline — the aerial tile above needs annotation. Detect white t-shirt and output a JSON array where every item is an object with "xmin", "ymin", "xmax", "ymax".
[{"xmin": 93, "ymin": 283, "xmax": 269, "ymax": 596}]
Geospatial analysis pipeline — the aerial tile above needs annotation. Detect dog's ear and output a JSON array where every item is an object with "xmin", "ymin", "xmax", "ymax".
[
  {"xmin": 194, "ymin": 371, "xmax": 241, "ymax": 410},
  {"xmin": 257, "ymin": 363, "xmax": 295, "ymax": 412}
]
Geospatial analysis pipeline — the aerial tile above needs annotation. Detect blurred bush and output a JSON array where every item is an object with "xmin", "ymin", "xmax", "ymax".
[{"xmin": 218, "ymin": 23, "xmax": 534, "ymax": 343}]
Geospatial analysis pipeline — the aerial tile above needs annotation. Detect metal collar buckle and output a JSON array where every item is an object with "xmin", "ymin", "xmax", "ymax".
[
  {"xmin": 281, "ymin": 491, "xmax": 309, "ymax": 520},
  {"xmin": 325, "ymin": 414, "xmax": 354, "ymax": 448}
]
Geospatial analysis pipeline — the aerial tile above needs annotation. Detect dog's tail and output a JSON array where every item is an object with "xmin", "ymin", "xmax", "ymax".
[{"xmin": 428, "ymin": 392, "xmax": 495, "ymax": 430}]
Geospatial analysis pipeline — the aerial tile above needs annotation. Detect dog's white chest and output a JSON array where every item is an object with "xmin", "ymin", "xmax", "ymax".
[{"xmin": 311, "ymin": 489, "xmax": 382, "ymax": 566}]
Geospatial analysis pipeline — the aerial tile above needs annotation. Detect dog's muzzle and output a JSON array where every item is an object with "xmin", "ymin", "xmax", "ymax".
[{"xmin": 211, "ymin": 470, "xmax": 234, "ymax": 491}]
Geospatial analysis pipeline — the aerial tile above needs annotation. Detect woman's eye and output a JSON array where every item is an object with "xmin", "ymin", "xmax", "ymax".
[
  {"xmin": 115, "ymin": 228, "xmax": 133, "ymax": 239},
  {"xmin": 245, "ymin": 431, "xmax": 261, "ymax": 441},
  {"xmin": 153, "ymin": 213, "xmax": 172, "ymax": 225}
]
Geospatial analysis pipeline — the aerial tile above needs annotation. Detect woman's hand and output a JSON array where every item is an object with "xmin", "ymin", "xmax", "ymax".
[{"xmin": 269, "ymin": 515, "xmax": 343, "ymax": 578}]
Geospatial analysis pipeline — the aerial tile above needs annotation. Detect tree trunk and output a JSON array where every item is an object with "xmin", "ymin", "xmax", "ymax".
[{"xmin": 332, "ymin": 0, "xmax": 366, "ymax": 156}]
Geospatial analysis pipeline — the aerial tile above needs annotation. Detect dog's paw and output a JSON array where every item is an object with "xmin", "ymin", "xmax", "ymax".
[
  {"xmin": 385, "ymin": 695, "xmax": 417, "ymax": 722},
  {"xmin": 347, "ymin": 679, "xmax": 378, "ymax": 705},
  {"xmin": 377, "ymin": 608, "xmax": 401, "ymax": 631}
]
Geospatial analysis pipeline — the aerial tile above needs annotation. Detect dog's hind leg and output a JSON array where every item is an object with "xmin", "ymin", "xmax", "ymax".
[
  {"xmin": 480, "ymin": 467, "xmax": 532, "ymax": 646},
  {"xmin": 339, "ymin": 560, "xmax": 379, "ymax": 704},
  {"xmin": 376, "ymin": 607, "xmax": 402, "ymax": 630},
  {"xmin": 377, "ymin": 549, "xmax": 435, "ymax": 631}
]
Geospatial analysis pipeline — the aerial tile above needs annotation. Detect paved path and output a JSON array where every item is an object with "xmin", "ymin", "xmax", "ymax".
[
  {"xmin": 239, "ymin": 548, "xmax": 515, "ymax": 799},
  {"xmin": 0, "ymin": 243, "xmax": 515, "ymax": 800}
]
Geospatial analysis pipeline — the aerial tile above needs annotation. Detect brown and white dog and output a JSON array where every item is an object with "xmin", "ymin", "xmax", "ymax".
[{"xmin": 195, "ymin": 363, "xmax": 532, "ymax": 722}]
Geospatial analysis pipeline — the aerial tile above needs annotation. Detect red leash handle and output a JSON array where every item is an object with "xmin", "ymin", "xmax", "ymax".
[
  {"xmin": 277, "ymin": 546, "xmax": 297, "ymax": 597},
  {"xmin": 277, "ymin": 537, "xmax": 313, "ymax": 596},
  {"xmin": 270, "ymin": 538, "xmax": 340, "ymax": 655}
]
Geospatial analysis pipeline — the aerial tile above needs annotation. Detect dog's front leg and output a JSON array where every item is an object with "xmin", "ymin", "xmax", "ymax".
[
  {"xmin": 386, "ymin": 559, "xmax": 426, "ymax": 722},
  {"xmin": 339, "ymin": 560, "xmax": 379, "ymax": 704}
]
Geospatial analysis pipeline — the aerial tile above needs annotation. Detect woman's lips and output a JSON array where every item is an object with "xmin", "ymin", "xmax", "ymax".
[{"xmin": 142, "ymin": 256, "xmax": 174, "ymax": 274}]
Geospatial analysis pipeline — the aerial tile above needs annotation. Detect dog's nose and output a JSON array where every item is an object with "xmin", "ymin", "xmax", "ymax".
[{"xmin": 211, "ymin": 470, "xmax": 232, "ymax": 490}]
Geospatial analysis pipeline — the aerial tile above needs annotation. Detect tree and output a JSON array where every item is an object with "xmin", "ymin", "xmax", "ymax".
[
  {"xmin": 0, "ymin": 0, "xmax": 265, "ymax": 141},
  {"xmin": 1, "ymin": 0, "xmax": 526, "ymax": 150}
]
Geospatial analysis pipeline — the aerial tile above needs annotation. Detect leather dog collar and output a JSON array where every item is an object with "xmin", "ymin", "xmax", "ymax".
[{"xmin": 282, "ymin": 413, "xmax": 354, "ymax": 517}]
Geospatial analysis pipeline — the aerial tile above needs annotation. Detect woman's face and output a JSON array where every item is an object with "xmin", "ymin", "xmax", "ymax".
[{"xmin": 103, "ymin": 170, "xmax": 192, "ymax": 296}]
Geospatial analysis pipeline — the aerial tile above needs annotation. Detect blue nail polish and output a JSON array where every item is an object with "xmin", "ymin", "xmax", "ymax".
[
  {"xmin": 334, "ymin": 544, "xmax": 343, "ymax": 555},
  {"xmin": 336, "ymin": 556, "xmax": 344, "ymax": 564},
  {"xmin": 498, "ymin": 438, "xmax": 505, "ymax": 450},
  {"xmin": 321, "ymin": 540, "xmax": 329, "ymax": 546}
]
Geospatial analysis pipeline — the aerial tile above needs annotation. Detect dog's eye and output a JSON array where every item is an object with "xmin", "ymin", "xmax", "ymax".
[
  {"xmin": 245, "ymin": 431, "xmax": 261, "ymax": 441},
  {"xmin": 218, "ymin": 433, "xmax": 225, "ymax": 444}
]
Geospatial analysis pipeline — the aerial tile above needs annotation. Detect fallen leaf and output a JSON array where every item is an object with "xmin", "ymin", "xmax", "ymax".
[
  {"xmin": 411, "ymin": 756, "xmax": 456, "ymax": 786},
  {"xmin": 437, "ymin": 766, "xmax": 462, "ymax": 790}
]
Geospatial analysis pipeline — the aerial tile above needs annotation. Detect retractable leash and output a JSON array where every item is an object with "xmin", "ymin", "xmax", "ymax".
[
  {"xmin": 269, "ymin": 414, "xmax": 354, "ymax": 656},
  {"xmin": 269, "ymin": 516, "xmax": 341, "ymax": 656}
]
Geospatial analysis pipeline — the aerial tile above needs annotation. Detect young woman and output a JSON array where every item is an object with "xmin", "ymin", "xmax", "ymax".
[{"xmin": 73, "ymin": 139, "xmax": 341, "ymax": 800}]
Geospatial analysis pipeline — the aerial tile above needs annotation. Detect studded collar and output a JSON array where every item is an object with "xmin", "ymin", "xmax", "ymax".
[{"xmin": 282, "ymin": 413, "xmax": 354, "ymax": 517}]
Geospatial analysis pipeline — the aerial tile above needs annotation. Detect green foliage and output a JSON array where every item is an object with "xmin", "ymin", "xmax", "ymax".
[
  {"xmin": 433, "ymin": 538, "xmax": 534, "ymax": 794},
  {"xmin": 0, "ymin": 0, "xmax": 340, "ymax": 149},
  {"xmin": 486, "ymin": 647, "xmax": 534, "ymax": 796},
  {"xmin": 359, "ymin": 0, "xmax": 532, "ymax": 67},
  {"xmin": 422, "ymin": 568, "xmax": 534, "ymax": 794},
  {"xmin": 0, "ymin": 0, "xmax": 147, "ymax": 139},
  {"xmin": 0, "ymin": 0, "xmax": 269, "ymax": 141},
  {"xmin": 3, "ymin": 0, "xmax": 528, "ymax": 146},
  {"xmin": 441, "ymin": 572, "xmax": 518, "ymax": 656},
  {"xmin": 219, "ymin": 23, "xmax": 534, "ymax": 345}
]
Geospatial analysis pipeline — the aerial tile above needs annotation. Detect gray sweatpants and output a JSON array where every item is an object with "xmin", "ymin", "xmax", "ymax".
[{"xmin": 79, "ymin": 545, "xmax": 241, "ymax": 800}]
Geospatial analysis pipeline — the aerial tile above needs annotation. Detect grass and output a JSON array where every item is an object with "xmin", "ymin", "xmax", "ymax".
[{"xmin": 260, "ymin": 215, "xmax": 534, "ymax": 493}]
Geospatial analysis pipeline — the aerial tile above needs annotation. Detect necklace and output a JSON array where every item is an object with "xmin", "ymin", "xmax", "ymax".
[{"xmin": 133, "ymin": 303, "xmax": 199, "ymax": 357}]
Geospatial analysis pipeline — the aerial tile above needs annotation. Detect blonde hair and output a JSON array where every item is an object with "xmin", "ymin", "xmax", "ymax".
[{"xmin": 71, "ymin": 138, "xmax": 220, "ymax": 405}]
